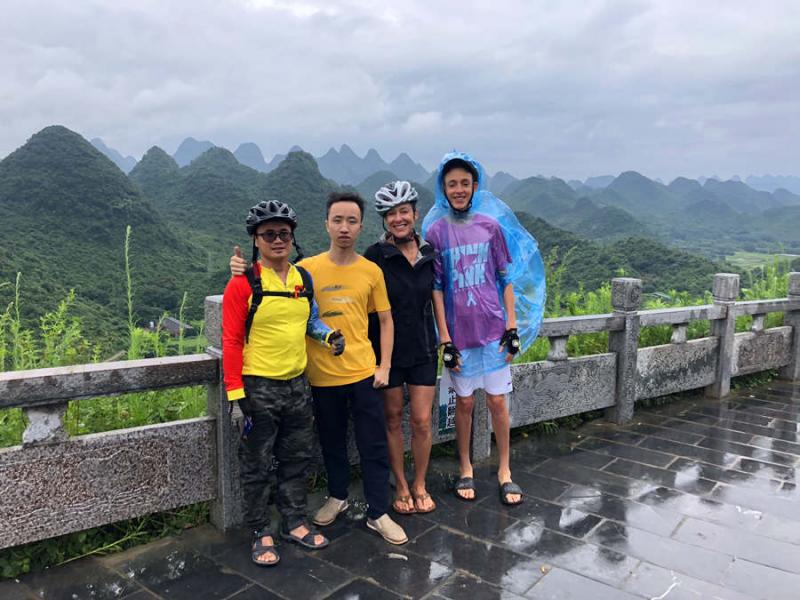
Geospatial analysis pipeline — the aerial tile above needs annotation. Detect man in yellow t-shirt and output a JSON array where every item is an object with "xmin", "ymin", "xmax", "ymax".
[{"xmin": 230, "ymin": 191, "xmax": 407, "ymax": 546}]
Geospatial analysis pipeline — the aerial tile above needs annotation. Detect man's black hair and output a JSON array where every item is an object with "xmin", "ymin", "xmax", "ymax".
[
  {"xmin": 441, "ymin": 158, "xmax": 479, "ymax": 185},
  {"xmin": 326, "ymin": 191, "xmax": 365, "ymax": 221}
]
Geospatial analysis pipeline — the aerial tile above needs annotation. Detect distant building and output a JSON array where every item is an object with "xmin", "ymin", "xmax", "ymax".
[{"xmin": 152, "ymin": 317, "xmax": 195, "ymax": 337}]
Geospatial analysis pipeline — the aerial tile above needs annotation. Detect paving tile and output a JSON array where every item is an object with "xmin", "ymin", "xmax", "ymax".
[
  {"xmin": 697, "ymin": 436, "xmax": 798, "ymax": 467},
  {"xmin": 507, "ymin": 529, "xmax": 638, "ymax": 588},
  {"xmin": 21, "ymin": 557, "xmax": 143, "ymax": 600},
  {"xmin": 121, "ymin": 592, "xmax": 160, "ymax": 600},
  {"xmin": 730, "ymin": 398, "xmax": 800, "ymax": 421},
  {"xmin": 322, "ymin": 578, "xmax": 403, "ymax": 599},
  {"xmin": 673, "ymin": 517, "xmax": 800, "ymax": 574},
  {"xmin": 667, "ymin": 457, "xmax": 774, "ymax": 489},
  {"xmin": 589, "ymin": 520, "xmax": 733, "ymax": 583},
  {"xmin": 434, "ymin": 573, "xmax": 527, "ymax": 600},
  {"xmin": 533, "ymin": 459, "xmax": 644, "ymax": 498},
  {"xmin": 106, "ymin": 541, "xmax": 250, "ymax": 600},
  {"xmin": 635, "ymin": 485, "xmax": 800, "ymax": 545},
  {"xmin": 603, "ymin": 458, "xmax": 717, "ymax": 495},
  {"xmin": 711, "ymin": 484, "xmax": 800, "ymax": 521},
  {"xmin": 560, "ymin": 487, "xmax": 684, "ymax": 537},
  {"xmin": 495, "ymin": 495, "xmax": 602, "ymax": 539},
  {"xmin": 409, "ymin": 527, "xmax": 543, "ymax": 595},
  {"xmin": 578, "ymin": 425, "xmax": 648, "ymax": 446},
  {"xmin": 577, "ymin": 437, "xmax": 676, "ymax": 467},
  {"xmin": 533, "ymin": 447, "xmax": 617, "ymax": 470},
  {"xmin": 0, "ymin": 580, "xmax": 37, "ymax": 600},
  {"xmin": 316, "ymin": 529, "xmax": 452, "ymax": 598},
  {"xmin": 212, "ymin": 535, "xmax": 351, "ymax": 600},
  {"xmin": 524, "ymin": 567, "xmax": 641, "ymax": 600},
  {"xmin": 427, "ymin": 501, "xmax": 520, "ymax": 542},
  {"xmin": 736, "ymin": 457, "xmax": 796, "ymax": 481},
  {"xmin": 748, "ymin": 433, "xmax": 800, "ymax": 457},
  {"xmin": 487, "ymin": 467, "xmax": 573, "ymax": 503},
  {"xmin": 225, "ymin": 585, "xmax": 283, "ymax": 600},
  {"xmin": 621, "ymin": 561, "xmax": 756, "ymax": 600},
  {"xmin": 722, "ymin": 557, "xmax": 800, "ymax": 600},
  {"xmin": 625, "ymin": 422, "xmax": 705, "ymax": 445},
  {"xmin": 670, "ymin": 414, "xmax": 800, "ymax": 444},
  {"xmin": 639, "ymin": 436, "xmax": 739, "ymax": 467}
]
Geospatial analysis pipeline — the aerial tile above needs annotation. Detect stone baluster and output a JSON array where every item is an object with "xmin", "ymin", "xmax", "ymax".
[
  {"xmin": 204, "ymin": 295, "xmax": 243, "ymax": 530},
  {"xmin": 671, "ymin": 323, "xmax": 688, "ymax": 344},
  {"xmin": 607, "ymin": 278, "xmax": 642, "ymax": 424},
  {"xmin": 22, "ymin": 403, "xmax": 69, "ymax": 446},
  {"xmin": 547, "ymin": 336, "xmax": 569, "ymax": 361},
  {"xmin": 706, "ymin": 273, "xmax": 740, "ymax": 399},
  {"xmin": 751, "ymin": 313, "xmax": 766, "ymax": 333}
]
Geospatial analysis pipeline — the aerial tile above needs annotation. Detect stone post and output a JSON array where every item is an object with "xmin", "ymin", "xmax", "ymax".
[
  {"xmin": 205, "ymin": 295, "xmax": 243, "ymax": 530},
  {"xmin": 706, "ymin": 273, "xmax": 740, "ymax": 399},
  {"xmin": 779, "ymin": 273, "xmax": 800, "ymax": 381},
  {"xmin": 607, "ymin": 278, "xmax": 642, "ymax": 424}
]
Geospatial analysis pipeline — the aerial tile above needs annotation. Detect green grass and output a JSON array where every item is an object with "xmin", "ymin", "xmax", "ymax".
[{"xmin": 727, "ymin": 251, "xmax": 800, "ymax": 270}]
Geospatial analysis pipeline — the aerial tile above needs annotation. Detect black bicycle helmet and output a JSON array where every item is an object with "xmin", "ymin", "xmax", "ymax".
[{"xmin": 246, "ymin": 200, "xmax": 298, "ymax": 234}]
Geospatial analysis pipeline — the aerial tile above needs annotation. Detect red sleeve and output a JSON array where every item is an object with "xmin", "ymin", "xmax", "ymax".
[{"xmin": 222, "ymin": 274, "xmax": 252, "ymax": 399}]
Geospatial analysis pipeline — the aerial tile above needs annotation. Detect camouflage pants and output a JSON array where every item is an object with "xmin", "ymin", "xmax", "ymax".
[{"xmin": 239, "ymin": 374, "xmax": 314, "ymax": 533}]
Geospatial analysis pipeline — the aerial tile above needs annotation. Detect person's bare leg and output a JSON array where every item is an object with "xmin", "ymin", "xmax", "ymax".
[
  {"xmin": 408, "ymin": 384, "xmax": 435, "ymax": 510},
  {"xmin": 384, "ymin": 387, "xmax": 413, "ymax": 512},
  {"xmin": 486, "ymin": 392, "xmax": 520, "ymax": 504},
  {"xmin": 455, "ymin": 393, "xmax": 475, "ymax": 499}
]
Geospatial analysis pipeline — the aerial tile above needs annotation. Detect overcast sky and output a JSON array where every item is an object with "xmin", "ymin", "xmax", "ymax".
[{"xmin": 1, "ymin": 0, "xmax": 798, "ymax": 180}]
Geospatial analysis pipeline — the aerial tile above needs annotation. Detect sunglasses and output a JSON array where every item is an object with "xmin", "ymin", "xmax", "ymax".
[{"xmin": 255, "ymin": 230, "xmax": 292, "ymax": 243}]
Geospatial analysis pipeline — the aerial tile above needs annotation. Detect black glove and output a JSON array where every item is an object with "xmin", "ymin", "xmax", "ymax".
[
  {"xmin": 499, "ymin": 328, "xmax": 520, "ymax": 355},
  {"xmin": 230, "ymin": 399, "xmax": 254, "ymax": 437},
  {"xmin": 440, "ymin": 341, "xmax": 461, "ymax": 369},
  {"xmin": 328, "ymin": 330, "xmax": 345, "ymax": 356}
]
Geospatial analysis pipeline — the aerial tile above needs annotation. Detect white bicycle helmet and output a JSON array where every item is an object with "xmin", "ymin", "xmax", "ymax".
[{"xmin": 374, "ymin": 180, "xmax": 418, "ymax": 214}]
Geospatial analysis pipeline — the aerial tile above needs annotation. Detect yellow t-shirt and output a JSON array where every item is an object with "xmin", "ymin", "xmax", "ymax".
[
  {"xmin": 236, "ymin": 265, "xmax": 311, "ymax": 393},
  {"xmin": 299, "ymin": 253, "xmax": 390, "ymax": 386}
]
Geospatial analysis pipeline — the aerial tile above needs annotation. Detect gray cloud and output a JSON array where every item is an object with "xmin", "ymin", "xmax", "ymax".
[{"xmin": 0, "ymin": 0, "xmax": 797, "ymax": 180}]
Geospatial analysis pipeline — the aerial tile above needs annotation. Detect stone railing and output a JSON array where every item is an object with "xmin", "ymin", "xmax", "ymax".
[{"xmin": 1, "ymin": 272, "xmax": 798, "ymax": 550}]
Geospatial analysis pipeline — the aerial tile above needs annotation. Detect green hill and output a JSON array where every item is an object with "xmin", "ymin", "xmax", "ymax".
[
  {"xmin": 596, "ymin": 171, "xmax": 679, "ymax": 216},
  {"xmin": 502, "ymin": 176, "xmax": 578, "ymax": 222},
  {"xmin": 128, "ymin": 146, "xmax": 180, "ymax": 201},
  {"xmin": 0, "ymin": 126, "xmax": 210, "ymax": 343},
  {"xmin": 516, "ymin": 212, "xmax": 726, "ymax": 297}
]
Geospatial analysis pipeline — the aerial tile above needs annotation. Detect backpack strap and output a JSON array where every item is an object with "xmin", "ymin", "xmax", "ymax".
[
  {"xmin": 244, "ymin": 265, "xmax": 263, "ymax": 344},
  {"xmin": 243, "ymin": 264, "xmax": 313, "ymax": 343},
  {"xmin": 296, "ymin": 265, "xmax": 314, "ymax": 303}
]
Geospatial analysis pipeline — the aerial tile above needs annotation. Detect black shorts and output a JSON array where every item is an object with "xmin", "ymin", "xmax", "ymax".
[{"xmin": 386, "ymin": 360, "xmax": 437, "ymax": 389}]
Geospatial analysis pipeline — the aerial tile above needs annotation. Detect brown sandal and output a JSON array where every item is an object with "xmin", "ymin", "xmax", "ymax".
[
  {"xmin": 392, "ymin": 495, "xmax": 416, "ymax": 514},
  {"xmin": 412, "ymin": 491, "xmax": 436, "ymax": 514}
]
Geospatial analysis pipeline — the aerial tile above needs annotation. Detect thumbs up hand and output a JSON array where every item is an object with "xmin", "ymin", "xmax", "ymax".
[{"xmin": 230, "ymin": 245, "xmax": 248, "ymax": 276}]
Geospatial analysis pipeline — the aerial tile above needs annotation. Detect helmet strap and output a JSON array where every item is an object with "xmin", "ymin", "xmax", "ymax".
[
  {"xmin": 251, "ymin": 241, "xmax": 259, "ymax": 265},
  {"xmin": 291, "ymin": 237, "xmax": 304, "ymax": 263},
  {"xmin": 393, "ymin": 230, "xmax": 416, "ymax": 245}
]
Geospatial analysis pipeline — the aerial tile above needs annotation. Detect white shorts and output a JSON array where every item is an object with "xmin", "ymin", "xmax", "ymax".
[{"xmin": 451, "ymin": 365, "xmax": 513, "ymax": 397}]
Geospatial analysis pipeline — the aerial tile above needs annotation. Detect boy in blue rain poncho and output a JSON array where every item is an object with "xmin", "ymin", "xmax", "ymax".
[{"xmin": 422, "ymin": 151, "xmax": 545, "ymax": 506}]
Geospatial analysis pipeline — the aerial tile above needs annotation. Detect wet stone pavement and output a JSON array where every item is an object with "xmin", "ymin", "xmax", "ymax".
[{"xmin": 5, "ymin": 381, "xmax": 800, "ymax": 599}]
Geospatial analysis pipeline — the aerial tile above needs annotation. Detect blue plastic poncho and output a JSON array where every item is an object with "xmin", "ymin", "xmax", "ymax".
[{"xmin": 422, "ymin": 151, "xmax": 546, "ymax": 378}]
